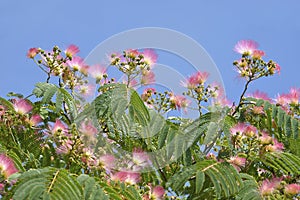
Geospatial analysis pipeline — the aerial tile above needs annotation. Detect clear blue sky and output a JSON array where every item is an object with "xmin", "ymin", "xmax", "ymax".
[{"xmin": 0, "ymin": 1, "xmax": 299, "ymax": 102}]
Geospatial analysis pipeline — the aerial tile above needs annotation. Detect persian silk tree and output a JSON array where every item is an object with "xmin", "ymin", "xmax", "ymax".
[{"xmin": 0, "ymin": 40, "xmax": 299, "ymax": 200}]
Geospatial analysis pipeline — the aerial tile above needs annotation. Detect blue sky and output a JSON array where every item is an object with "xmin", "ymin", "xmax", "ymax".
[{"xmin": 0, "ymin": 0, "xmax": 299, "ymax": 103}]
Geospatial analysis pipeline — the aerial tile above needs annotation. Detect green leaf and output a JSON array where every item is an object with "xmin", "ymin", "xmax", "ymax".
[
  {"xmin": 41, "ymin": 84, "xmax": 58, "ymax": 104},
  {"xmin": 77, "ymin": 174, "xmax": 108, "ymax": 200},
  {"xmin": 0, "ymin": 97, "xmax": 14, "ymax": 110},
  {"xmin": 195, "ymin": 171, "xmax": 205, "ymax": 194},
  {"xmin": 262, "ymin": 152, "xmax": 300, "ymax": 175},
  {"xmin": 168, "ymin": 160, "xmax": 242, "ymax": 198},
  {"xmin": 203, "ymin": 122, "xmax": 218, "ymax": 145},
  {"xmin": 129, "ymin": 89, "xmax": 150, "ymax": 125},
  {"xmin": 13, "ymin": 167, "xmax": 82, "ymax": 200}
]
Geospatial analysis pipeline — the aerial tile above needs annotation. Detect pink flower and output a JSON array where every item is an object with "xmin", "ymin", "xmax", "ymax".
[
  {"xmin": 211, "ymin": 84, "xmax": 232, "ymax": 107},
  {"xmin": 67, "ymin": 56, "xmax": 89, "ymax": 75},
  {"xmin": 150, "ymin": 186, "xmax": 165, "ymax": 200},
  {"xmin": 76, "ymin": 84, "xmax": 95, "ymax": 97},
  {"xmin": 230, "ymin": 122, "xmax": 247, "ymax": 136},
  {"xmin": 99, "ymin": 154, "xmax": 115, "ymax": 170},
  {"xmin": 244, "ymin": 124, "xmax": 257, "ymax": 137},
  {"xmin": 284, "ymin": 184, "xmax": 300, "ymax": 195},
  {"xmin": 285, "ymin": 87, "xmax": 300, "ymax": 105},
  {"xmin": 13, "ymin": 99, "xmax": 33, "ymax": 114},
  {"xmin": 56, "ymin": 139, "xmax": 73, "ymax": 154},
  {"xmin": 28, "ymin": 114, "xmax": 43, "ymax": 126},
  {"xmin": 132, "ymin": 148, "xmax": 150, "ymax": 168},
  {"xmin": 0, "ymin": 154, "xmax": 18, "ymax": 179},
  {"xmin": 79, "ymin": 120, "xmax": 98, "ymax": 136},
  {"xmin": 259, "ymin": 132, "xmax": 273, "ymax": 145},
  {"xmin": 252, "ymin": 106, "xmax": 264, "ymax": 114},
  {"xmin": 89, "ymin": 65, "xmax": 107, "ymax": 82},
  {"xmin": 50, "ymin": 119, "xmax": 68, "ymax": 135},
  {"xmin": 248, "ymin": 90, "xmax": 271, "ymax": 101},
  {"xmin": 141, "ymin": 70, "xmax": 155, "ymax": 85},
  {"xmin": 234, "ymin": 40, "xmax": 258, "ymax": 55},
  {"xmin": 65, "ymin": 44, "xmax": 79, "ymax": 58},
  {"xmin": 228, "ymin": 156, "xmax": 246, "ymax": 172},
  {"xmin": 111, "ymin": 171, "xmax": 141, "ymax": 185},
  {"xmin": 252, "ymin": 50, "xmax": 265, "ymax": 59},
  {"xmin": 183, "ymin": 71, "xmax": 209, "ymax": 89},
  {"xmin": 266, "ymin": 138, "xmax": 284, "ymax": 152},
  {"xmin": 274, "ymin": 63, "xmax": 281, "ymax": 74},
  {"xmin": 259, "ymin": 177, "xmax": 282, "ymax": 196},
  {"xmin": 142, "ymin": 49, "xmax": 158, "ymax": 67},
  {"xmin": 27, "ymin": 47, "xmax": 39, "ymax": 58},
  {"xmin": 275, "ymin": 87, "xmax": 299, "ymax": 111},
  {"xmin": 123, "ymin": 78, "xmax": 138, "ymax": 88},
  {"xmin": 126, "ymin": 49, "xmax": 140, "ymax": 57},
  {"xmin": 170, "ymin": 94, "xmax": 190, "ymax": 111}
]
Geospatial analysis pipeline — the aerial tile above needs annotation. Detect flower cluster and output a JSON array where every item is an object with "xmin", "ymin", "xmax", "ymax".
[
  {"xmin": 110, "ymin": 49, "xmax": 157, "ymax": 87},
  {"xmin": 233, "ymin": 40, "xmax": 280, "ymax": 81},
  {"xmin": 27, "ymin": 45, "xmax": 108, "ymax": 97},
  {"xmin": 259, "ymin": 176, "xmax": 300, "ymax": 198},
  {"xmin": 0, "ymin": 154, "xmax": 18, "ymax": 195},
  {"xmin": 141, "ymin": 88, "xmax": 190, "ymax": 114}
]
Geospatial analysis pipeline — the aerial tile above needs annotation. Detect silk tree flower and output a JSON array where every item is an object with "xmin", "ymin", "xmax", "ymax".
[
  {"xmin": 13, "ymin": 98, "xmax": 33, "ymax": 114},
  {"xmin": 132, "ymin": 148, "xmax": 150, "ymax": 168},
  {"xmin": 266, "ymin": 138, "xmax": 284, "ymax": 152},
  {"xmin": 244, "ymin": 124, "xmax": 258, "ymax": 137},
  {"xmin": 123, "ymin": 78, "xmax": 138, "ymax": 88},
  {"xmin": 125, "ymin": 49, "xmax": 140, "ymax": 57},
  {"xmin": 76, "ymin": 84, "xmax": 95, "ymax": 97},
  {"xmin": 50, "ymin": 119, "xmax": 68, "ymax": 135},
  {"xmin": 27, "ymin": 47, "xmax": 39, "ymax": 58},
  {"xmin": 289, "ymin": 87, "xmax": 300, "ymax": 104},
  {"xmin": 81, "ymin": 147, "xmax": 95, "ymax": 165},
  {"xmin": 259, "ymin": 132, "xmax": 273, "ymax": 145},
  {"xmin": 170, "ymin": 94, "xmax": 190, "ymax": 111},
  {"xmin": 259, "ymin": 177, "xmax": 282, "ymax": 196},
  {"xmin": 210, "ymin": 84, "xmax": 232, "ymax": 107},
  {"xmin": 277, "ymin": 87, "xmax": 300, "ymax": 106},
  {"xmin": 111, "ymin": 171, "xmax": 141, "ymax": 185},
  {"xmin": 271, "ymin": 63, "xmax": 281, "ymax": 74},
  {"xmin": 230, "ymin": 122, "xmax": 247, "ymax": 136},
  {"xmin": 56, "ymin": 139, "xmax": 73, "ymax": 154},
  {"xmin": 28, "ymin": 114, "xmax": 43, "ymax": 126},
  {"xmin": 234, "ymin": 40, "xmax": 258, "ymax": 55},
  {"xmin": 65, "ymin": 44, "xmax": 79, "ymax": 58},
  {"xmin": 248, "ymin": 90, "xmax": 271, "ymax": 102},
  {"xmin": 0, "ymin": 154, "xmax": 18, "ymax": 179},
  {"xmin": 252, "ymin": 106, "xmax": 264, "ymax": 115},
  {"xmin": 252, "ymin": 50, "xmax": 265, "ymax": 59},
  {"xmin": 141, "ymin": 70, "xmax": 155, "ymax": 85},
  {"xmin": 284, "ymin": 183, "xmax": 300, "ymax": 195},
  {"xmin": 143, "ymin": 185, "xmax": 165, "ymax": 200},
  {"xmin": 89, "ymin": 64, "xmax": 107, "ymax": 82},
  {"xmin": 142, "ymin": 49, "xmax": 158, "ymax": 67},
  {"xmin": 66, "ymin": 56, "xmax": 89, "ymax": 75},
  {"xmin": 99, "ymin": 154, "xmax": 115, "ymax": 170},
  {"xmin": 182, "ymin": 71, "xmax": 209, "ymax": 89},
  {"xmin": 79, "ymin": 120, "xmax": 98, "ymax": 137},
  {"xmin": 228, "ymin": 156, "xmax": 246, "ymax": 172}
]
